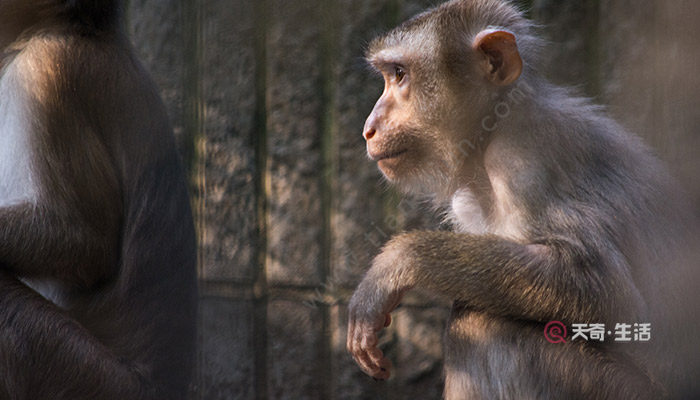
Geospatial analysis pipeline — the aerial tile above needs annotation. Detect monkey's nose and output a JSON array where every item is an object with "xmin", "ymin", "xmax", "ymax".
[{"xmin": 363, "ymin": 128, "xmax": 376, "ymax": 141}]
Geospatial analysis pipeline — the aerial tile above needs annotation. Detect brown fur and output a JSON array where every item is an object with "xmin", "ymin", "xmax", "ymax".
[{"xmin": 0, "ymin": 1, "xmax": 196, "ymax": 399}]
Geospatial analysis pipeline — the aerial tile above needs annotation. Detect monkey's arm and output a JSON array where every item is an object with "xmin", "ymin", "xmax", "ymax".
[
  {"xmin": 348, "ymin": 230, "xmax": 642, "ymax": 379},
  {"xmin": 377, "ymin": 231, "xmax": 639, "ymax": 321},
  {"xmin": 0, "ymin": 270, "xmax": 155, "ymax": 399},
  {"xmin": 0, "ymin": 201, "xmax": 120, "ymax": 286},
  {"xmin": 0, "ymin": 48, "xmax": 123, "ymax": 285}
]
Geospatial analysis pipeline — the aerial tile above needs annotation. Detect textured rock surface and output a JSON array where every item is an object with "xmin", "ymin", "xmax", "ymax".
[
  {"xmin": 199, "ymin": 298, "xmax": 256, "ymax": 399},
  {"xmin": 265, "ymin": 0, "xmax": 325, "ymax": 287},
  {"xmin": 196, "ymin": 0, "xmax": 260, "ymax": 283},
  {"xmin": 267, "ymin": 300, "xmax": 326, "ymax": 400}
]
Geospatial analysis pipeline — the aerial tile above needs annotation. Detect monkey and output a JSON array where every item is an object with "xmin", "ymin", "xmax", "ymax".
[
  {"xmin": 0, "ymin": 1, "xmax": 196, "ymax": 399},
  {"xmin": 346, "ymin": 0, "xmax": 700, "ymax": 399}
]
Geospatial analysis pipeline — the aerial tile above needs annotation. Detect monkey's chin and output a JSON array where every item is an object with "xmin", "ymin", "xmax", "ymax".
[{"xmin": 377, "ymin": 158, "xmax": 404, "ymax": 181}]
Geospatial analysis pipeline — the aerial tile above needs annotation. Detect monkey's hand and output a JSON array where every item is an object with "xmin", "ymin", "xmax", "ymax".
[{"xmin": 347, "ymin": 245, "xmax": 409, "ymax": 380}]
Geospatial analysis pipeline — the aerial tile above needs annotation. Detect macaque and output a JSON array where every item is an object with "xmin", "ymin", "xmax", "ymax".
[
  {"xmin": 347, "ymin": 0, "xmax": 700, "ymax": 398},
  {"xmin": 0, "ymin": 1, "xmax": 196, "ymax": 399}
]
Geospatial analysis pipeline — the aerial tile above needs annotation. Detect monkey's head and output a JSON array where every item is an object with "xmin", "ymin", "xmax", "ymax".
[
  {"xmin": 363, "ymin": 0, "xmax": 535, "ymax": 197},
  {"xmin": 0, "ymin": 1, "xmax": 121, "ymax": 48}
]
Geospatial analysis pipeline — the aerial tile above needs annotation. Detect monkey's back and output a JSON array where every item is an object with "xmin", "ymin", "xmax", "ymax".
[
  {"xmin": 20, "ymin": 26, "xmax": 198, "ymax": 398},
  {"xmin": 483, "ymin": 86, "xmax": 700, "ymax": 397}
]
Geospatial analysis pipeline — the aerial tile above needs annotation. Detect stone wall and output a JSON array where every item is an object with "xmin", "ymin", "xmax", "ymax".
[{"xmin": 125, "ymin": 0, "xmax": 700, "ymax": 399}]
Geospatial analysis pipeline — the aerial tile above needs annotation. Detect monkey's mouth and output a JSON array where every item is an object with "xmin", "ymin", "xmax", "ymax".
[{"xmin": 370, "ymin": 149, "xmax": 408, "ymax": 162}]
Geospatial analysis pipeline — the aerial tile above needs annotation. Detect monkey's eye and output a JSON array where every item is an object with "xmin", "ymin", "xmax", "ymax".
[{"xmin": 394, "ymin": 66, "xmax": 406, "ymax": 83}]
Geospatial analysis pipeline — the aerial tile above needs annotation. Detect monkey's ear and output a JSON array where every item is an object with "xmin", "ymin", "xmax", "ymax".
[{"xmin": 472, "ymin": 29, "xmax": 523, "ymax": 86}]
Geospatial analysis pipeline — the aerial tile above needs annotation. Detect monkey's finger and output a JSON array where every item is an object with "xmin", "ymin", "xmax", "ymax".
[
  {"xmin": 352, "ymin": 347, "xmax": 378, "ymax": 377},
  {"xmin": 377, "ymin": 357, "xmax": 393, "ymax": 380},
  {"xmin": 359, "ymin": 330, "xmax": 393, "ymax": 379},
  {"xmin": 366, "ymin": 345, "xmax": 392, "ymax": 379},
  {"xmin": 347, "ymin": 318, "xmax": 369, "ymax": 351},
  {"xmin": 352, "ymin": 326, "xmax": 386, "ymax": 376},
  {"xmin": 384, "ymin": 314, "xmax": 392, "ymax": 327},
  {"xmin": 349, "ymin": 328, "xmax": 392, "ymax": 380},
  {"xmin": 366, "ymin": 354, "xmax": 392, "ymax": 381},
  {"xmin": 357, "ymin": 350, "xmax": 391, "ymax": 380},
  {"xmin": 365, "ymin": 344, "xmax": 385, "ymax": 366},
  {"xmin": 348, "ymin": 321, "xmax": 371, "ymax": 367}
]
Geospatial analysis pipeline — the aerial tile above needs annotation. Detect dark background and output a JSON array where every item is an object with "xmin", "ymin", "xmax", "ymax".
[{"xmin": 125, "ymin": 0, "xmax": 700, "ymax": 398}]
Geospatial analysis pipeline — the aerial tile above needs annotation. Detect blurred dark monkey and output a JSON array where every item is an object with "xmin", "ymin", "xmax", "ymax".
[
  {"xmin": 0, "ymin": 1, "xmax": 196, "ymax": 398},
  {"xmin": 346, "ymin": 0, "xmax": 700, "ymax": 398}
]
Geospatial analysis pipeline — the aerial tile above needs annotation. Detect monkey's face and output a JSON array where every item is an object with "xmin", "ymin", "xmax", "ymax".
[
  {"xmin": 363, "ymin": 15, "xmax": 524, "ymax": 196},
  {"xmin": 363, "ymin": 52, "xmax": 460, "ymax": 194},
  {"xmin": 364, "ymin": 63, "xmax": 417, "ymax": 179}
]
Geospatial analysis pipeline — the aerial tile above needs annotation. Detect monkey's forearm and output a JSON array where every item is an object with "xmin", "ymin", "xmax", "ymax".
[
  {"xmin": 0, "ymin": 271, "xmax": 156, "ymax": 399},
  {"xmin": 376, "ymin": 231, "xmax": 641, "ymax": 324},
  {"xmin": 0, "ymin": 204, "xmax": 118, "ymax": 285}
]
